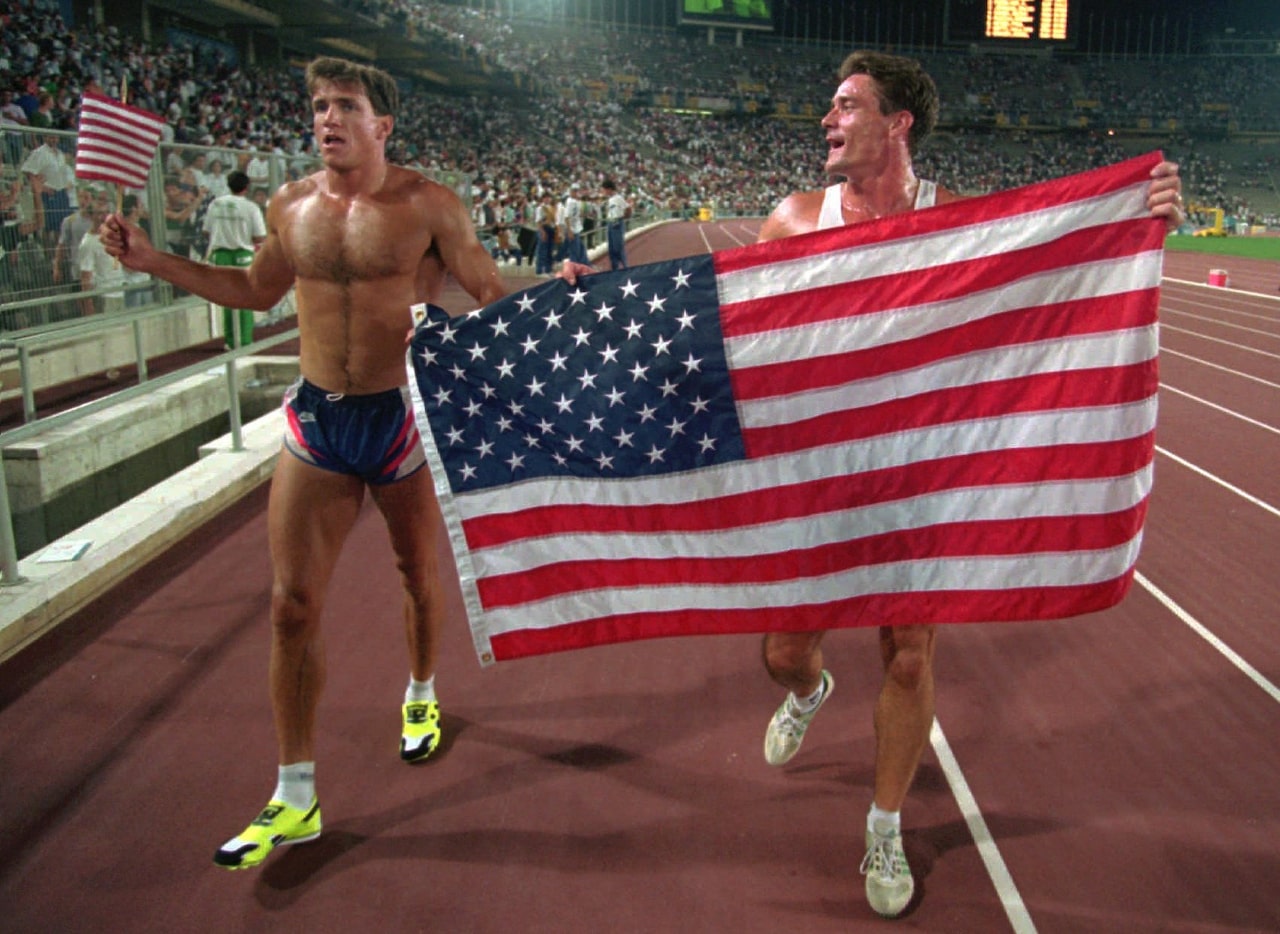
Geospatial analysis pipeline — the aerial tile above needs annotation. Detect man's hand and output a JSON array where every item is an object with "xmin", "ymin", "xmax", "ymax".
[
  {"xmin": 556, "ymin": 258, "xmax": 597, "ymax": 285},
  {"xmin": 99, "ymin": 212, "xmax": 155, "ymax": 271},
  {"xmin": 1148, "ymin": 160, "xmax": 1185, "ymax": 234}
]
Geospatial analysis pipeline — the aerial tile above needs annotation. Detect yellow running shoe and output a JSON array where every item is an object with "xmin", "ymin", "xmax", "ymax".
[
  {"xmin": 213, "ymin": 798, "xmax": 321, "ymax": 870},
  {"xmin": 400, "ymin": 700, "xmax": 442, "ymax": 763}
]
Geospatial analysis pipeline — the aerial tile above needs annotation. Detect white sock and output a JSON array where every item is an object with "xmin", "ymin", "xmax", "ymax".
[
  {"xmin": 868, "ymin": 804, "xmax": 901, "ymax": 836},
  {"xmin": 273, "ymin": 761, "xmax": 315, "ymax": 810},
  {"xmin": 791, "ymin": 677, "xmax": 827, "ymax": 713},
  {"xmin": 405, "ymin": 675, "xmax": 436, "ymax": 704}
]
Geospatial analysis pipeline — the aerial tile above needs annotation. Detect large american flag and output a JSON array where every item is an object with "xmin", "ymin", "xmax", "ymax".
[
  {"xmin": 74, "ymin": 92, "xmax": 165, "ymax": 190},
  {"xmin": 408, "ymin": 153, "xmax": 1164, "ymax": 666}
]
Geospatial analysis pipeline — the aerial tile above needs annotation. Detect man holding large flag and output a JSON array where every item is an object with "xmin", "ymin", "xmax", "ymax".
[
  {"xmin": 546, "ymin": 49, "xmax": 1185, "ymax": 919},
  {"xmin": 750, "ymin": 51, "xmax": 1185, "ymax": 918}
]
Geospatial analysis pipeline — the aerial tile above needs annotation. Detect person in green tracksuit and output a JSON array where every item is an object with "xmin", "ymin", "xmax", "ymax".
[{"xmin": 203, "ymin": 169, "xmax": 266, "ymax": 347}]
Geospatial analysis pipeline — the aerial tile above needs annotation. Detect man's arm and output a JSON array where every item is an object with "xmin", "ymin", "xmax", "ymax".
[
  {"xmin": 101, "ymin": 202, "xmax": 294, "ymax": 311},
  {"xmin": 758, "ymin": 191, "xmax": 816, "ymax": 243},
  {"xmin": 425, "ymin": 183, "xmax": 507, "ymax": 307}
]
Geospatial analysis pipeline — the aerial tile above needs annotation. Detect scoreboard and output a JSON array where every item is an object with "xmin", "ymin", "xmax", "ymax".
[{"xmin": 946, "ymin": 0, "xmax": 1075, "ymax": 45}]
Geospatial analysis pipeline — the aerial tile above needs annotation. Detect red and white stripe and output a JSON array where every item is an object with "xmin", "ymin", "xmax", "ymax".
[{"xmin": 74, "ymin": 92, "xmax": 165, "ymax": 190}]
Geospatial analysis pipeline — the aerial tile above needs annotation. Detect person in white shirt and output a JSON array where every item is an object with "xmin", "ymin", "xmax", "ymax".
[
  {"xmin": 601, "ymin": 178, "xmax": 631, "ymax": 270},
  {"xmin": 243, "ymin": 151, "xmax": 271, "ymax": 197},
  {"xmin": 203, "ymin": 169, "xmax": 266, "ymax": 346},
  {"xmin": 204, "ymin": 158, "xmax": 231, "ymax": 199},
  {"xmin": 559, "ymin": 183, "xmax": 587, "ymax": 264},
  {"xmin": 79, "ymin": 204, "xmax": 125, "ymax": 314},
  {"xmin": 52, "ymin": 186, "xmax": 96, "ymax": 288},
  {"xmin": 21, "ymin": 133, "xmax": 75, "ymax": 249}
]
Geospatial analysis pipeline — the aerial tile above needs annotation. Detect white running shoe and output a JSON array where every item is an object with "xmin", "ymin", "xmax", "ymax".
[
  {"xmin": 762, "ymin": 669, "xmax": 833, "ymax": 766},
  {"xmin": 860, "ymin": 817, "xmax": 914, "ymax": 918}
]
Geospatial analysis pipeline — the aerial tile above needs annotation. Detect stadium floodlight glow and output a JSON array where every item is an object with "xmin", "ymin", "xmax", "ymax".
[{"xmin": 319, "ymin": 37, "xmax": 376, "ymax": 60}]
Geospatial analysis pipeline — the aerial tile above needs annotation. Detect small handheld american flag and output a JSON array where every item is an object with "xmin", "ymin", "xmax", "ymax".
[{"xmin": 74, "ymin": 91, "xmax": 165, "ymax": 190}]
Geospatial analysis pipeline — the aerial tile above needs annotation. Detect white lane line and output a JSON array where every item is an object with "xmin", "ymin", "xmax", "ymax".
[
  {"xmin": 931, "ymin": 718, "xmax": 1038, "ymax": 933},
  {"xmin": 1156, "ymin": 445, "xmax": 1280, "ymax": 519},
  {"xmin": 1160, "ymin": 348, "xmax": 1280, "ymax": 390},
  {"xmin": 1161, "ymin": 301, "xmax": 1280, "ymax": 326},
  {"xmin": 1135, "ymin": 571, "xmax": 1280, "ymax": 704},
  {"xmin": 1161, "ymin": 307, "xmax": 1280, "ymax": 338},
  {"xmin": 696, "ymin": 223, "xmax": 715, "ymax": 254},
  {"xmin": 1162, "ymin": 276, "xmax": 1280, "ymax": 304},
  {"xmin": 1160, "ymin": 384, "xmax": 1280, "ymax": 436},
  {"xmin": 718, "ymin": 224, "xmax": 753, "ymax": 247},
  {"xmin": 1158, "ymin": 324, "xmax": 1280, "ymax": 360}
]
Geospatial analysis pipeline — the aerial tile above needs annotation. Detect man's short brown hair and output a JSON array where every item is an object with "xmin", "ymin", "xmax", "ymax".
[
  {"xmin": 305, "ymin": 56, "xmax": 399, "ymax": 119},
  {"xmin": 837, "ymin": 50, "xmax": 939, "ymax": 155}
]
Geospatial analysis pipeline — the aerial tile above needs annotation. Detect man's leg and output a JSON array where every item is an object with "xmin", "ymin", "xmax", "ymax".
[
  {"xmin": 762, "ymin": 630, "xmax": 824, "ymax": 696},
  {"xmin": 214, "ymin": 453, "xmax": 364, "ymax": 870},
  {"xmin": 872, "ymin": 623, "xmax": 935, "ymax": 811},
  {"xmin": 761, "ymin": 630, "xmax": 833, "ymax": 765},
  {"xmin": 861, "ymin": 622, "xmax": 936, "ymax": 917},
  {"xmin": 266, "ymin": 455, "xmax": 365, "ymax": 762},
  {"xmin": 370, "ymin": 468, "xmax": 446, "ymax": 762}
]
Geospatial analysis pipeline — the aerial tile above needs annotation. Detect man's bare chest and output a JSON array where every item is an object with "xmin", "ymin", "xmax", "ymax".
[{"xmin": 284, "ymin": 198, "xmax": 427, "ymax": 284}]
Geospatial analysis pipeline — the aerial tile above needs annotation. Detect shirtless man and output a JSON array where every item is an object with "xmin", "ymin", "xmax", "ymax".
[
  {"xmin": 100, "ymin": 56, "xmax": 508, "ymax": 870},
  {"xmin": 755, "ymin": 50, "xmax": 1185, "ymax": 918}
]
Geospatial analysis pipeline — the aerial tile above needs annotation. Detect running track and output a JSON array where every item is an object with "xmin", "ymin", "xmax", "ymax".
[{"xmin": 0, "ymin": 222, "xmax": 1276, "ymax": 933}]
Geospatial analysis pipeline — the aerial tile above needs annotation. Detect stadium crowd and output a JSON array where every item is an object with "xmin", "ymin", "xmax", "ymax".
[{"xmin": 3, "ymin": 0, "xmax": 1280, "ymax": 309}]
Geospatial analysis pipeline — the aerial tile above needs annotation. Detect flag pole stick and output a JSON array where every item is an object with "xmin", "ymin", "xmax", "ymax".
[
  {"xmin": 116, "ymin": 73, "xmax": 128, "ymax": 216},
  {"xmin": 109, "ymin": 73, "xmax": 128, "ymax": 272}
]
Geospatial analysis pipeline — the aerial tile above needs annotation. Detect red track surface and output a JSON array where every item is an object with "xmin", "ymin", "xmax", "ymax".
[{"xmin": 0, "ymin": 224, "xmax": 1276, "ymax": 933}]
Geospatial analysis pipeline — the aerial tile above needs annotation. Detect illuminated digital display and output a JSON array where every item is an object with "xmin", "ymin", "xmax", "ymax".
[
  {"xmin": 1038, "ymin": 0, "xmax": 1068, "ymax": 40},
  {"xmin": 987, "ymin": 0, "xmax": 1034, "ymax": 39},
  {"xmin": 984, "ymin": 0, "xmax": 1068, "ymax": 40},
  {"xmin": 947, "ymin": 0, "xmax": 1073, "ymax": 44}
]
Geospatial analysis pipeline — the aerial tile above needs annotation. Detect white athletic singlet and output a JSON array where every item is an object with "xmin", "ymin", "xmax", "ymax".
[{"xmin": 816, "ymin": 179, "xmax": 937, "ymax": 230}]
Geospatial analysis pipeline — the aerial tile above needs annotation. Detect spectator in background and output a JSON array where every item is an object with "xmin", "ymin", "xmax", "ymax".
[
  {"xmin": 162, "ymin": 174, "xmax": 198, "ymax": 260},
  {"xmin": 601, "ymin": 178, "xmax": 630, "ymax": 270},
  {"xmin": 243, "ymin": 148, "xmax": 270, "ymax": 196},
  {"xmin": 0, "ymin": 142, "xmax": 35, "ymax": 290},
  {"xmin": 203, "ymin": 169, "xmax": 266, "ymax": 347},
  {"xmin": 205, "ymin": 157, "xmax": 231, "ymax": 198},
  {"xmin": 51, "ymin": 186, "xmax": 95, "ymax": 283},
  {"xmin": 21, "ymin": 132, "xmax": 74, "ymax": 249},
  {"xmin": 27, "ymin": 91, "xmax": 54, "ymax": 129},
  {"xmin": 559, "ymin": 182, "xmax": 587, "ymax": 264},
  {"xmin": 534, "ymin": 191, "xmax": 557, "ymax": 275},
  {"xmin": 1, "ymin": 89, "xmax": 29, "ymax": 128},
  {"xmin": 52, "ymin": 185, "xmax": 98, "ymax": 316},
  {"xmin": 78, "ymin": 202, "xmax": 125, "ymax": 315}
]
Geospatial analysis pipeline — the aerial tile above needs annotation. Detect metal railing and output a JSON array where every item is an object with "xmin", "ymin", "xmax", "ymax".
[{"xmin": 0, "ymin": 315, "xmax": 299, "ymax": 586}]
